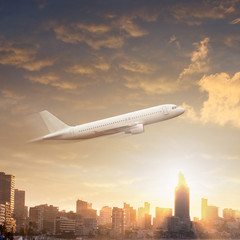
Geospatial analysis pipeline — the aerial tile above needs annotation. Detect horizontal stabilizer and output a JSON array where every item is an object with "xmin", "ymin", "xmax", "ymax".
[{"xmin": 40, "ymin": 110, "xmax": 69, "ymax": 133}]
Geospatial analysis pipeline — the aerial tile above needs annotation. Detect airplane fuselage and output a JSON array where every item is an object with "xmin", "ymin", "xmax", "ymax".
[{"xmin": 41, "ymin": 104, "xmax": 184, "ymax": 141}]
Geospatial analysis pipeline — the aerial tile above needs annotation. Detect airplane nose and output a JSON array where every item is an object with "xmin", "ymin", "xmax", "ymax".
[{"xmin": 179, "ymin": 107, "xmax": 185, "ymax": 114}]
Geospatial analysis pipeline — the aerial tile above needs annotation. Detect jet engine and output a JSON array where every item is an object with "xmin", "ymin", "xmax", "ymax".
[{"xmin": 125, "ymin": 124, "xmax": 144, "ymax": 135}]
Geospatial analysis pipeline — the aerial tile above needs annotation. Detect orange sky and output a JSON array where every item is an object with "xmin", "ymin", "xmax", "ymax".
[{"xmin": 1, "ymin": 0, "xmax": 240, "ymax": 219}]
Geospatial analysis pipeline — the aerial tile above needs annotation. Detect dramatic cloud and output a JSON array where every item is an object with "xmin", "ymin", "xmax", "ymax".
[
  {"xmin": 50, "ymin": 11, "xmax": 151, "ymax": 50},
  {"xmin": 180, "ymin": 102, "xmax": 199, "ymax": 122},
  {"xmin": 51, "ymin": 23, "xmax": 125, "ymax": 49},
  {"xmin": 119, "ymin": 59, "xmax": 153, "ymax": 74},
  {"xmin": 119, "ymin": 18, "xmax": 148, "ymax": 37},
  {"xmin": 199, "ymin": 72, "xmax": 240, "ymax": 127},
  {"xmin": 66, "ymin": 65, "xmax": 94, "ymax": 75},
  {"xmin": 26, "ymin": 74, "xmax": 78, "ymax": 90},
  {"xmin": 179, "ymin": 37, "xmax": 210, "ymax": 79},
  {"xmin": 231, "ymin": 18, "xmax": 240, "ymax": 24},
  {"xmin": 0, "ymin": 38, "xmax": 54, "ymax": 71},
  {"xmin": 66, "ymin": 60, "xmax": 110, "ymax": 75},
  {"xmin": 183, "ymin": 72, "xmax": 240, "ymax": 128},
  {"xmin": 170, "ymin": 1, "xmax": 236, "ymax": 25}
]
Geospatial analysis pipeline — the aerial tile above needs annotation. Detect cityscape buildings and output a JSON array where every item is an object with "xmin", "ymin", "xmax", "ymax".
[
  {"xmin": 112, "ymin": 207, "xmax": 124, "ymax": 236},
  {"xmin": 99, "ymin": 206, "xmax": 112, "ymax": 226},
  {"xmin": 0, "ymin": 172, "xmax": 16, "ymax": 232},
  {"xmin": 14, "ymin": 189, "xmax": 28, "ymax": 233},
  {"xmin": 137, "ymin": 202, "xmax": 151, "ymax": 228},
  {"xmin": 174, "ymin": 172, "xmax": 190, "ymax": 219},
  {"xmin": 2, "ymin": 170, "xmax": 240, "ymax": 238}
]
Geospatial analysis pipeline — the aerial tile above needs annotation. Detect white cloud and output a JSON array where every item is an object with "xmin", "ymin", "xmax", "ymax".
[
  {"xmin": 199, "ymin": 72, "xmax": 240, "ymax": 127},
  {"xmin": 183, "ymin": 72, "xmax": 240, "ymax": 128},
  {"xmin": 179, "ymin": 37, "xmax": 210, "ymax": 79}
]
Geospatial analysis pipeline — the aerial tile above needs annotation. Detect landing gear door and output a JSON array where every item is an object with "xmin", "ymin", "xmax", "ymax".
[{"xmin": 163, "ymin": 106, "xmax": 168, "ymax": 115}]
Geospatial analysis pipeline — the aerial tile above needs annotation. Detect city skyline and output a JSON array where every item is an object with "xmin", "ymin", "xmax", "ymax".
[
  {"xmin": 1, "ymin": 0, "xmax": 240, "ymax": 219},
  {"xmin": 1, "ymin": 170, "xmax": 239, "ymax": 221}
]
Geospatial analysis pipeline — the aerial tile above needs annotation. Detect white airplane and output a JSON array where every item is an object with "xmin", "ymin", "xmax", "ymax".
[{"xmin": 33, "ymin": 104, "xmax": 184, "ymax": 141}]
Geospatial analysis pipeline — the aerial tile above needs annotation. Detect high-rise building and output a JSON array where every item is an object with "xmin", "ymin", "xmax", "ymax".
[
  {"xmin": 14, "ymin": 189, "xmax": 28, "ymax": 232},
  {"xmin": 223, "ymin": 208, "xmax": 234, "ymax": 219},
  {"xmin": 29, "ymin": 204, "xmax": 59, "ymax": 234},
  {"xmin": 201, "ymin": 198, "xmax": 219, "ymax": 221},
  {"xmin": 76, "ymin": 199, "xmax": 97, "ymax": 218},
  {"xmin": 54, "ymin": 216, "xmax": 76, "ymax": 235},
  {"xmin": 0, "ymin": 172, "xmax": 15, "ymax": 215},
  {"xmin": 144, "ymin": 214, "xmax": 152, "ymax": 229},
  {"xmin": 201, "ymin": 198, "xmax": 208, "ymax": 220},
  {"xmin": 138, "ymin": 202, "xmax": 151, "ymax": 229},
  {"xmin": 174, "ymin": 172, "xmax": 190, "ymax": 219},
  {"xmin": 112, "ymin": 207, "xmax": 124, "ymax": 236},
  {"xmin": 76, "ymin": 199, "xmax": 97, "ymax": 236},
  {"xmin": 205, "ymin": 206, "xmax": 218, "ymax": 220},
  {"xmin": 99, "ymin": 206, "xmax": 112, "ymax": 226},
  {"xmin": 76, "ymin": 200, "xmax": 88, "ymax": 212},
  {"xmin": 123, "ymin": 203, "xmax": 136, "ymax": 230},
  {"xmin": 0, "ymin": 204, "xmax": 5, "ymax": 226}
]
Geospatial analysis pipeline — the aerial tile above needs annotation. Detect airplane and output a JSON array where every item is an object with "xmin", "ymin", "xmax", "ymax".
[{"xmin": 32, "ymin": 104, "xmax": 184, "ymax": 141}]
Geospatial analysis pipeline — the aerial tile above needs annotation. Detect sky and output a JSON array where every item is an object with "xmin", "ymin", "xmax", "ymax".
[{"xmin": 1, "ymin": 0, "xmax": 240, "ymax": 219}]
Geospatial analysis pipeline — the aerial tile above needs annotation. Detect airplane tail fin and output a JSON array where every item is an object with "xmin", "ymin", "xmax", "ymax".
[{"xmin": 40, "ymin": 110, "xmax": 69, "ymax": 133}]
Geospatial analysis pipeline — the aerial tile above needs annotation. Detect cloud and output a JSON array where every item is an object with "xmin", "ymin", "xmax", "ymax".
[
  {"xmin": 179, "ymin": 37, "xmax": 210, "ymax": 79},
  {"xmin": 66, "ymin": 59, "xmax": 110, "ymax": 75},
  {"xmin": 170, "ymin": 1, "xmax": 236, "ymax": 25},
  {"xmin": 0, "ymin": 38, "xmax": 54, "ymax": 71},
  {"xmin": 50, "ymin": 13, "xmax": 149, "ymax": 49},
  {"xmin": 168, "ymin": 34, "xmax": 181, "ymax": 49},
  {"xmin": 74, "ymin": 23, "xmax": 111, "ymax": 33},
  {"xmin": 124, "ymin": 75, "xmax": 178, "ymax": 95},
  {"xmin": 199, "ymin": 72, "xmax": 240, "ymax": 127},
  {"xmin": 51, "ymin": 23, "xmax": 125, "ymax": 50},
  {"xmin": 231, "ymin": 18, "xmax": 240, "ymax": 24},
  {"xmin": 225, "ymin": 35, "xmax": 240, "ymax": 48},
  {"xmin": 180, "ymin": 102, "xmax": 199, "ymax": 122},
  {"xmin": 1, "ymin": 90, "xmax": 25, "ymax": 101},
  {"xmin": 66, "ymin": 65, "xmax": 94, "ymax": 75},
  {"xmin": 119, "ymin": 60, "xmax": 153, "ymax": 74},
  {"xmin": 119, "ymin": 18, "xmax": 148, "ymax": 37},
  {"xmin": 21, "ymin": 59, "xmax": 55, "ymax": 71},
  {"xmin": 183, "ymin": 72, "xmax": 240, "ymax": 128},
  {"xmin": 94, "ymin": 62, "xmax": 110, "ymax": 71},
  {"xmin": 26, "ymin": 74, "xmax": 78, "ymax": 90}
]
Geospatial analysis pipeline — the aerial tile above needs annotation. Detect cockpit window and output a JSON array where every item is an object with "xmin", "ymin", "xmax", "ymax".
[{"xmin": 172, "ymin": 106, "xmax": 177, "ymax": 109}]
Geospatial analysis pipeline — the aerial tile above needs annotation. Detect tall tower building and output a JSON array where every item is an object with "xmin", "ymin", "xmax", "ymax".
[
  {"xmin": 201, "ymin": 198, "xmax": 208, "ymax": 220},
  {"xmin": 123, "ymin": 203, "xmax": 136, "ymax": 230},
  {"xmin": 99, "ymin": 206, "xmax": 112, "ymax": 225},
  {"xmin": 174, "ymin": 172, "xmax": 190, "ymax": 219},
  {"xmin": 14, "ymin": 189, "xmax": 28, "ymax": 232},
  {"xmin": 112, "ymin": 207, "xmax": 124, "ymax": 236},
  {"xmin": 0, "ymin": 172, "xmax": 15, "ymax": 215}
]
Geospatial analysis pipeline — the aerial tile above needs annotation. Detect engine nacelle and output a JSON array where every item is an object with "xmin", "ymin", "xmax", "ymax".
[{"xmin": 125, "ymin": 124, "xmax": 144, "ymax": 135}]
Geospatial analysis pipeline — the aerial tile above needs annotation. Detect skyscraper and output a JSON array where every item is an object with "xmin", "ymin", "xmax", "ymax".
[
  {"xmin": 112, "ymin": 207, "xmax": 124, "ymax": 236},
  {"xmin": 174, "ymin": 172, "xmax": 190, "ymax": 219},
  {"xmin": 0, "ymin": 172, "xmax": 15, "ymax": 215},
  {"xmin": 14, "ymin": 189, "xmax": 28, "ymax": 232},
  {"xmin": 138, "ymin": 202, "xmax": 151, "ymax": 229},
  {"xmin": 123, "ymin": 203, "xmax": 136, "ymax": 230},
  {"xmin": 201, "ymin": 198, "xmax": 208, "ymax": 220},
  {"xmin": 99, "ymin": 206, "xmax": 112, "ymax": 225}
]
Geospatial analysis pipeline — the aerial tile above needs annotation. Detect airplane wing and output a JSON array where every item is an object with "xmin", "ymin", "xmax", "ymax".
[{"xmin": 93, "ymin": 123, "xmax": 144, "ymax": 136}]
